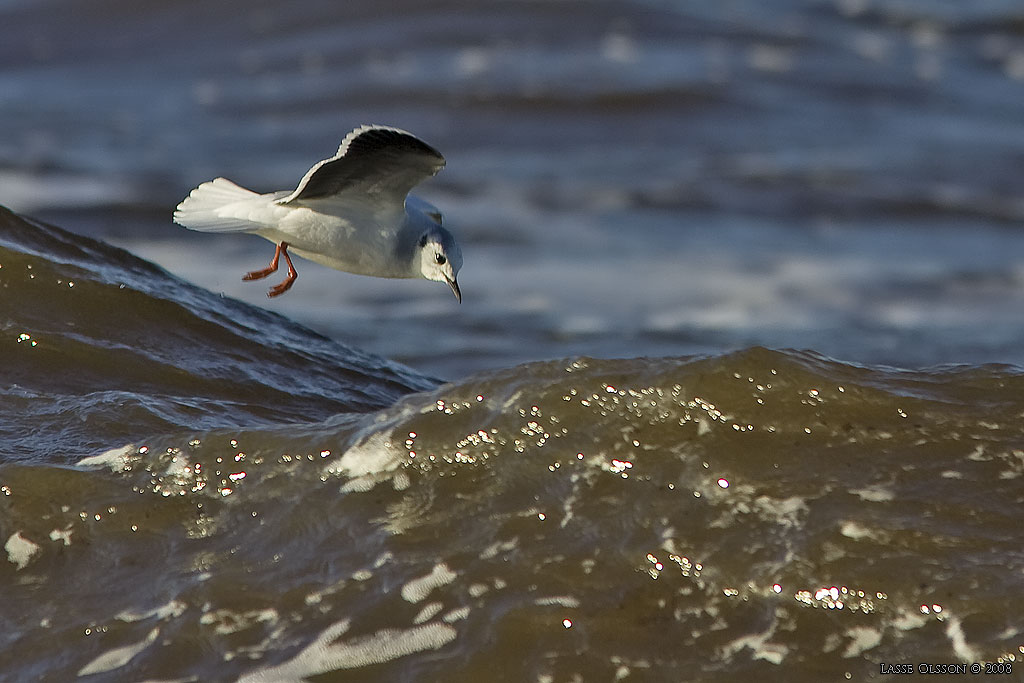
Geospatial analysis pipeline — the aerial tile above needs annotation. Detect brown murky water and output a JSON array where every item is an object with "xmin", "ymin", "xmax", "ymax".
[{"xmin": 2, "ymin": 210, "xmax": 1022, "ymax": 681}]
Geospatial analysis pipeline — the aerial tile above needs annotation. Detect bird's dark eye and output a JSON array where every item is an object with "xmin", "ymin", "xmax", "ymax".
[{"xmin": 435, "ymin": 254, "xmax": 447, "ymax": 265}]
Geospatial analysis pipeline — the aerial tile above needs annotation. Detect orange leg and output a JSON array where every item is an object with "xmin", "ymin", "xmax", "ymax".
[
  {"xmin": 266, "ymin": 243, "xmax": 297, "ymax": 298},
  {"xmin": 242, "ymin": 242, "xmax": 298, "ymax": 297},
  {"xmin": 243, "ymin": 243, "xmax": 285, "ymax": 281}
]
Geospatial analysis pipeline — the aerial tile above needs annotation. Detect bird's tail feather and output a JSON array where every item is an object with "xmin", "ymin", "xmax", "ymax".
[{"xmin": 173, "ymin": 178, "xmax": 261, "ymax": 233}]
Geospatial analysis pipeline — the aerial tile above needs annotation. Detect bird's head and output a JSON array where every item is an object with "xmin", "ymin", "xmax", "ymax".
[{"xmin": 416, "ymin": 226, "xmax": 463, "ymax": 302}]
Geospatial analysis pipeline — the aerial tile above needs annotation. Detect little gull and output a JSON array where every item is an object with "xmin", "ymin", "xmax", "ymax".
[{"xmin": 173, "ymin": 125, "xmax": 462, "ymax": 300}]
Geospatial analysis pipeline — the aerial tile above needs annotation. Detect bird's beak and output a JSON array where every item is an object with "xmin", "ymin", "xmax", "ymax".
[{"xmin": 445, "ymin": 275, "xmax": 462, "ymax": 303}]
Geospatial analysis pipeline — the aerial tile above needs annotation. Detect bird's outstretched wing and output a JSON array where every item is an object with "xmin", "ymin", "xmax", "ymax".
[{"xmin": 276, "ymin": 125, "xmax": 445, "ymax": 205}]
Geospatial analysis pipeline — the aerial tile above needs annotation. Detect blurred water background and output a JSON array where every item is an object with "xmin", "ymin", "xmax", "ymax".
[
  {"xmin": 2, "ymin": 0, "xmax": 1024, "ymax": 680},
  {"xmin": 4, "ymin": 0, "xmax": 1024, "ymax": 376}
]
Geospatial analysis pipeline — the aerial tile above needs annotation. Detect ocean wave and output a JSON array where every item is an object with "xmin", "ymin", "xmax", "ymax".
[{"xmin": 2, "ymin": 206, "xmax": 1022, "ymax": 678}]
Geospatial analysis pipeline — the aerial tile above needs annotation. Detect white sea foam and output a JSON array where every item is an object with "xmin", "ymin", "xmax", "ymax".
[
  {"xmin": 5, "ymin": 531, "xmax": 39, "ymax": 571},
  {"xmin": 442, "ymin": 606, "xmax": 470, "ymax": 623},
  {"xmin": 750, "ymin": 495, "xmax": 807, "ymax": 526},
  {"xmin": 48, "ymin": 526, "xmax": 73, "ymax": 546},
  {"xmin": 329, "ymin": 431, "xmax": 406, "ymax": 492},
  {"xmin": 534, "ymin": 596, "xmax": 580, "ymax": 608},
  {"xmin": 76, "ymin": 627, "xmax": 159, "ymax": 676},
  {"xmin": 115, "ymin": 600, "xmax": 187, "ymax": 623},
  {"xmin": 479, "ymin": 538, "xmax": 518, "ymax": 560},
  {"xmin": 850, "ymin": 486, "xmax": 895, "ymax": 503},
  {"xmin": 413, "ymin": 602, "xmax": 443, "ymax": 624},
  {"xmin": 401, "ymin": 563, "xmax": 457, "ymax": 603},
  {"xmin": 840, "ymin": 521, "xmax": 880, "ymax": 541},
  {"xmin": 77, "ymin": 444, "xmax": 136, "ymax": 471},
  {"xmin": 720, "ymin": 623, "xmax": 788, "ymax": 665},
  {"xmin": 945, "ymin": 615, "xmax": 979, "ymax": 663},
  {"xmin": 841, "ymin": 626, "xmax": 881, "ymax": 657},
  {"xmin": 200, "ymin": 608, "xmax": 279, "ymax": 636},
  {"xmin": 891, "ymin": 610, "xmax": 928, "ymax": 631},
  {"xmin": 237, "ymin": 619, "xmax": 456, "ymax": 682}
]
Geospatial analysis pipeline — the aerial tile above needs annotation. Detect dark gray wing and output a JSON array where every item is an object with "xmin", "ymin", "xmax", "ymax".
[{"xmin": 276, "ymin": 125, "xmax": 445, "ymax": 205}]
